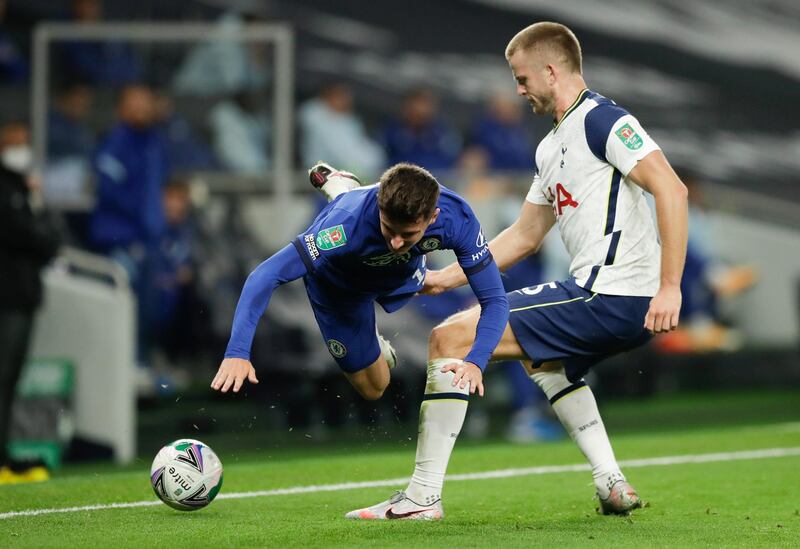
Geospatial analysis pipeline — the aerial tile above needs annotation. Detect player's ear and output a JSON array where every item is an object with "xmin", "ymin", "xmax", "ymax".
[
  {"xmin": 429, "ymin": 208, "xmax": 441, "ymax": 225},
  {"xmin": 545, "ymin": 63, "xmax": 557, "ymax": 84}
]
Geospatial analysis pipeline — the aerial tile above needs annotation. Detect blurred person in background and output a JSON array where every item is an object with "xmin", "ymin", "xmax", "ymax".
[
  {"xmin": 43, "ymin": 81, "xmax": 96, "ymax": 217},
  {"xmin": 0, "ymin": 122, "xmax": 59, "ymax": 483},
  {"xmin": 61, "ymin": 0, "xmax": 141, "ymax": 86},
  {"xmin": 382, "ymin": 89, "xmax": 462, "ymax": 177},
  {"xmin": 154, "ymin": 178, "xmax": 200, "ymax": 366},
  {"xmin": 209, "ymin": 91, "xmax": 270, "ymax": 173},
  {"xmin": 153, "ymin": 90, "xmax": 218, "ymax": 175},
  {"xmin": 0, "ymin": 0, "xmax": 28, "ymax": 84},
  {"xmin": 48, "ymin": 81, "xmax": 95, "ymax": 160},
  {"xmin": 173, "ymin": 10, "xmax": 269, "ymax": 97},
  {"xmin": 655, "ymin": 170, "xmax": 757, "ymax": 354},
  {"xmin": 299, "ymin": 83, "xmax": 385, "ymax": 182},
  {"xmin": 471, "ymin": 91, "xmax": 535, "ymax": 172},
  {"xmin": 89, "ymin": 84, "xmax": 169, "ymax": 387}
]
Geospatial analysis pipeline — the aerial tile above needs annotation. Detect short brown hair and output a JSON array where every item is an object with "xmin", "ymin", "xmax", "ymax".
[
  {"xmin": 505, "ymin": 22, "xmax": 582, "ymax": 74},
  {"xmin": 377, "ymin": 163, "xmax": 440, "ymax": 223}
]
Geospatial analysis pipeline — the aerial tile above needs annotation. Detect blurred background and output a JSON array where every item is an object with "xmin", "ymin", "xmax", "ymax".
[{"xmin": 1, "ymin": 0, "xmax": 798, "ymax": 472}]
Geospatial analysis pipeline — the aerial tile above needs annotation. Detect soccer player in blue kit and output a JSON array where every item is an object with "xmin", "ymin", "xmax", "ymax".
[
  {"xmin": 348, "ymin": 21, "xmax": 688, "ymax": 520},
  {"xmin": 211, "ymin": 162, "xmax": 508, "ymax": 402}
]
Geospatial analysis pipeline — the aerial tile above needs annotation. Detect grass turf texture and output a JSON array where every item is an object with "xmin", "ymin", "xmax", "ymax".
[{"xmin": 2, "ymin": 392, "xmax": 800, "ymax": 547}]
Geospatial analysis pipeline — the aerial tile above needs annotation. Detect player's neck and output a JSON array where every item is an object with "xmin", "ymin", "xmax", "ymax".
[{"xmin": 553, "ymin": 78, "xmax": 588, "ymax": 124}]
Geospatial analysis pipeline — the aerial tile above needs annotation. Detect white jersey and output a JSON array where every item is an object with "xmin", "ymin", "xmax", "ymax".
[{"xmin": 526, "ymin": 89, "xmax": 661, "ymax": 297}]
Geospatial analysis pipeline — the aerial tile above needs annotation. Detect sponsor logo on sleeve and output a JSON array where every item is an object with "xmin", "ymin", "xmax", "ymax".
[
  {"xmin": 615, "ymin": 123, "xmax": 643, "ymax": 150},
  {"xmin": 316, "ymin": 224, "xmax": 348, "ymax": 250},
  {"xmin": 303, "ymin": 234, "xmax": 319, "ymax": 260},
  {"xmin": 470, "ymin": 229, "xmax": 489, "ymax": 262}
]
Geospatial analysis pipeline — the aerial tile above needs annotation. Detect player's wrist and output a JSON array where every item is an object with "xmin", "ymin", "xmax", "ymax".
[{"xmin": 658, "ymin": 280, "xmax": 681, "ymax": 291}]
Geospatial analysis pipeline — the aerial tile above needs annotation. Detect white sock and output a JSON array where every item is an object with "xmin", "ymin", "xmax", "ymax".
[
  {"xmin": 405, "ymin": 358, "xmax": 469, "ymax": 504},
  {"xmin": 376, "ymin": 330, "xmax": 397, "ymax": 369},
  {"xmin": 320, "ymin": 174, "xmax": 360, "ymax": 201},
  {"xmin": 530, "ymin": 367, "xmax": 622, "ymax": 498}
]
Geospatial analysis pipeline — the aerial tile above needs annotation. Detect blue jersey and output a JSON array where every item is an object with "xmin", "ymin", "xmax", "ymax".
[
  {"xmin": 291, "ymin": 185, "xmax": 493, "ymax": 311},
  {"xmin": 225, "ymin": 184, "xmax": 508, "ymax": 370}
]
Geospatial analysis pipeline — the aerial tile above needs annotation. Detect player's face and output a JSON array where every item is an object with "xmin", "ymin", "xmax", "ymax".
[
  {"xmin": 379, "ymin": 209, "xmax": 440, "ymax": 254},
  {"xmin": 508, "ymin": 50, "xmax": 555, "ymax": 115}
]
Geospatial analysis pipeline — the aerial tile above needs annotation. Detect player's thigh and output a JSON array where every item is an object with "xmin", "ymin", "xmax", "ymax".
[
  {"xmin": 308, "ymin": 295, "xmax": 382, "ymax": 374},
  {"xmin": 430, "ymin": 304, "xmax": 526, "ymax": 360}
]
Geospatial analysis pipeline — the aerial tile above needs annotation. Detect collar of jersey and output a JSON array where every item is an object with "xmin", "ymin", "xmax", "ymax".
[{"xmin": 552, "ymin": 88, "xmax": 590, "ymax": 132}]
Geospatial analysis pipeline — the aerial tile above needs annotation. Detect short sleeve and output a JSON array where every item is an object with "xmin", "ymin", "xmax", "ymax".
[
  {"xmin": 605, "ymin": 115, "xmax": 660, "ymax": 176},
  {"xmin": 525, "ymin": 172, "xmax": 550, "ymax": 205}
]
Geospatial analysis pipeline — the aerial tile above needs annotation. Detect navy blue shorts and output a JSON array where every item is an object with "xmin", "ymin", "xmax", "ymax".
[
  {"xmin": 508, "ymin": 278, "xmax": 652, "ymax": 382},
  {"xmin": 304, "ymin": 277, "xmax": 381, "ymax": 373}
]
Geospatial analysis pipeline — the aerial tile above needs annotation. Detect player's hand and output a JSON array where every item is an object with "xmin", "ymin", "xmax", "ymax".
[
  {"xmin": 441, "ymin": 361, "xmax": 484, "ymax": 396},
  {"xmin": 420, "ymin": 269, "xmax": 447, "ymax": 296},
  {"xmin": 211, "ymin": 358, "xmax": 259, "ymax": 393},
  {"xmin": 644, "ymin": 284, "xmax": 682, "ymax": 334}
]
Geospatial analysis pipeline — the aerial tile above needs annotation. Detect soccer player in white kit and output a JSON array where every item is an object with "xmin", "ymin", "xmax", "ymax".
[{"xmin": 346, "ymin": 21, "xmax": 688, "ymax": 520}]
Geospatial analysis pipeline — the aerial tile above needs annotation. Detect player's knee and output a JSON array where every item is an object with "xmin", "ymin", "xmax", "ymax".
[
  {"xmin": 357, "ymin": 383, "xmax": 386, "ymax": 401},
  {"xmin": 429, "ymin": 322, "xmax": 458, "ymax": 358},
  {"xmin": 429, "ymin": 308, "xmax": 479, "ymax": 359}
]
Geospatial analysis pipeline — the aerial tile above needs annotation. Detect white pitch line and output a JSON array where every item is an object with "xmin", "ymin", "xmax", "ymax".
[{"xmin": 2, "ymin": 446, "xmax": 799, "ymax": 520}]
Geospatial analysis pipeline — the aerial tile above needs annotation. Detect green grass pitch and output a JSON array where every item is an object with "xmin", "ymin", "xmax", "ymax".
[{"xmin": 2, "ymin": 394, "xmax": 800, "ymax": 547}]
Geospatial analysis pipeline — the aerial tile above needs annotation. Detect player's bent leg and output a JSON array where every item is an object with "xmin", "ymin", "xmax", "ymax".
[
  {"xmin": 342, "ymin": 355, "xmax": 391, "ymax": 401},
  {"xmin": 346, "ymin": 356, "xmax": 460, "ymax": 520},
  {"xmin": 526, "ymin": 361, "xmax": 641, "ymax": 515},
  {"xmin": 428, "ymin": 304, "xmax": 526, "ymax": 361},
  {"xmin": 375, "ymin": 308, "xmax": 526, "ymax": 517}
]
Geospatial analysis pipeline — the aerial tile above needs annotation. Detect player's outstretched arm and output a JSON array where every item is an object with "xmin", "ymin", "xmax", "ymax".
[
  {"xmin": 628, "ymin": 150, "xmax": 688, "ymax": 334},
  {"xmin": 422, "ymin": 202, "xmax": 554, "ymax": 295},
  {"xmin": 212, "ymin": 244, "xmax": 307, "ymax": 392}
]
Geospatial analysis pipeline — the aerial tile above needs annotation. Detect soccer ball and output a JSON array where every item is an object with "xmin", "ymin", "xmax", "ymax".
[{"xmin": 150, "ymin": 438, "xmax": 224, "ymax": 511}]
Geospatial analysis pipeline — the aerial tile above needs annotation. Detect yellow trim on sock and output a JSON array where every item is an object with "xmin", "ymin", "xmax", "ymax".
[{"xmin": 550, "ymin": 384, "xmax": 590, "ymax": 404}]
